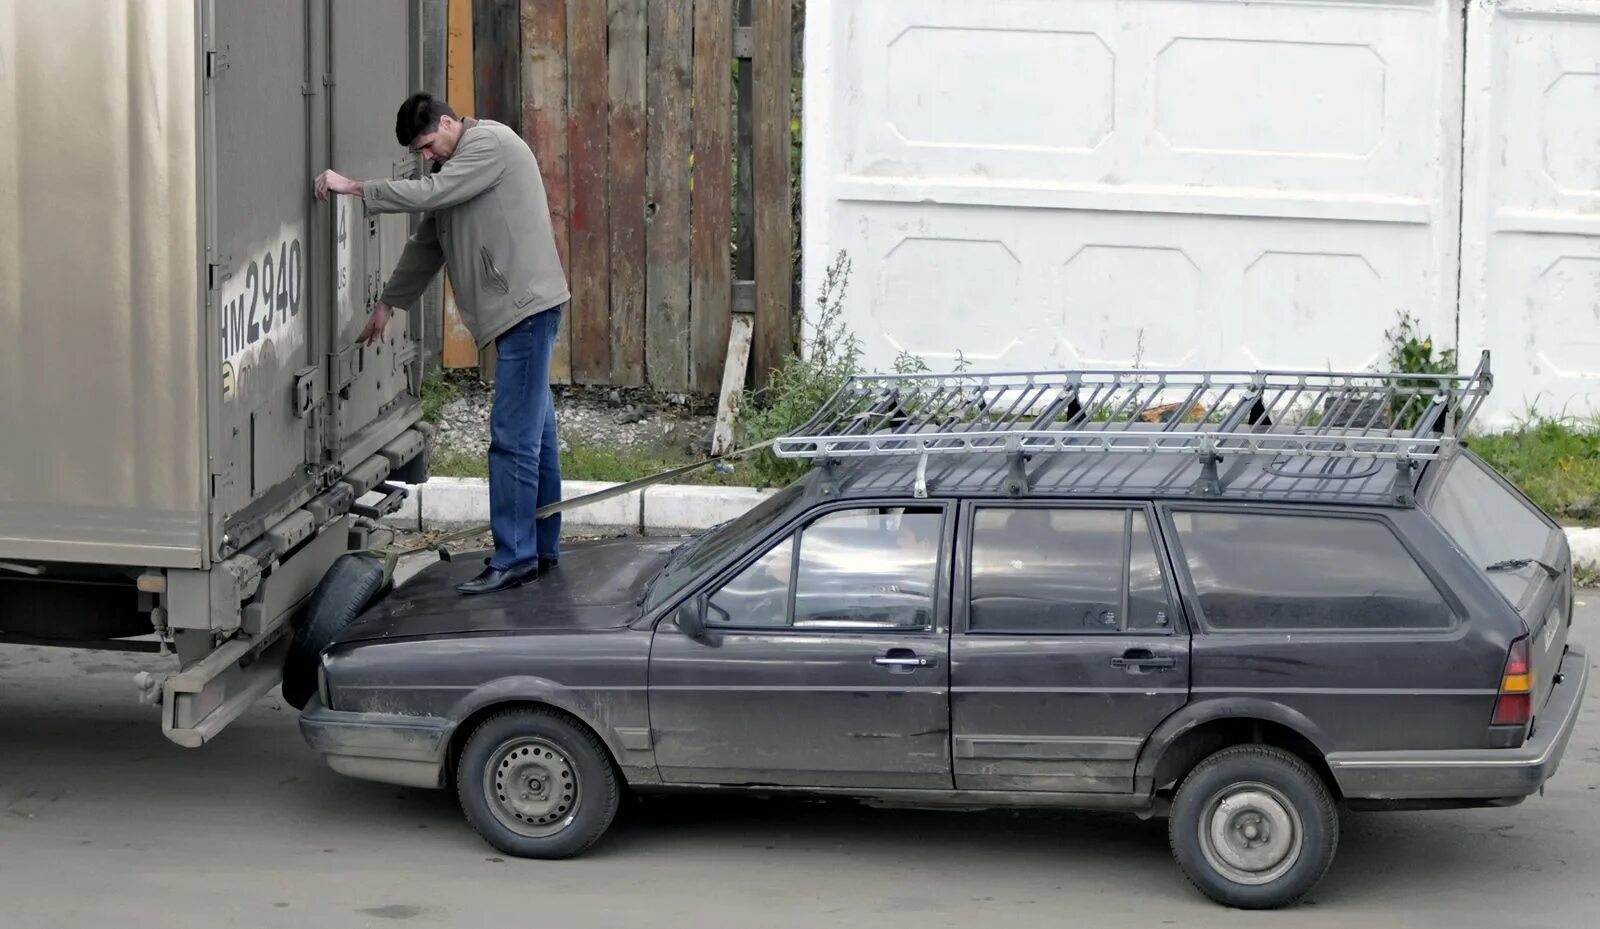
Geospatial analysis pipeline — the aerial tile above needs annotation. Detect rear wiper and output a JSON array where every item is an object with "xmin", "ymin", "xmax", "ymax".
[{"xmin": 1486, "ymin": 558, "xmax": 1561, "ymax": 579}]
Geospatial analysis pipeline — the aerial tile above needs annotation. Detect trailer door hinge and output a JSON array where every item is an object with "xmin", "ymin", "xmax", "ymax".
[
  {"xmin": 206, "ymin": 50, "xmax": 229, "ymax": 79},
  {"xmin": 330, "ymin": 345, "xmax": 362, "ymax": 393}
]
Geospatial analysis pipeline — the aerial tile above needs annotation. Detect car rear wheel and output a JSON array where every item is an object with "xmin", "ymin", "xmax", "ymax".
[
  {"xmin": 1169, "ymin": 745, "xmax": 1338, "ymax": 909},
  {"xmin": 456, "ymin": 707, "xmax": 620, "ymax": 859}
]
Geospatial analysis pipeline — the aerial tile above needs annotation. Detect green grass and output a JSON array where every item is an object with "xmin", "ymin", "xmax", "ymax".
[
  {"xmin": 1468, "ymin": 415, "xmax": 1600, "ymax": 525},
  {"xmin": 420, "ymin": 366, "xmax": 460, "ymax": 425}
]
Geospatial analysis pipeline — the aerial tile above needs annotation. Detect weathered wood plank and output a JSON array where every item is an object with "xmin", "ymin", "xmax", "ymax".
[
  {"xmin": 522, "ymin": 0, "xmax": 572, "ymax": 383},
  {"xmin": 734, "ymin": 0, "xmax": 755, "ymax": 284},
  {"xmin": 752, "ymin": 0, "xmax": 793, "ymax": 387},
  {"xmin": 711, "ymin": 313, "xmax": 754, "ymax": 456},
  {"xmin": 691, "ymin": 0, "xmax": 735, "ymax": 394},
  {"xmin": 607, "ymin": 0, "xmax": 647, "ymax": 386},
  {"xmin": 567, "ymin": 0, "xmax": 611, "ymax": 383},
  {"xmin": 473, "ymin": 0, "xmax": 521, "ymax": 382},
  {"xmin": 645, "ymin": 0, "xmax": 693, "ymax": 391},
  {"xmin": 441, "ymin": 0, "xmax": 478, "ymax": 369},
  {"xmin": 473, "ymin": 0, "xmax": 520, "ymax": 126}
]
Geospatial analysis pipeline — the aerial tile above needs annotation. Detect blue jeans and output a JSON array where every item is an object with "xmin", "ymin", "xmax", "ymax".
[{"xmin": 488, "ymin": 307, "xmax": 563, "ymax": 570}]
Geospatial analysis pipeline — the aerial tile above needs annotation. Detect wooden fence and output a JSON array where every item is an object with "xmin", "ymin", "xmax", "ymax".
[{"xmin": 444, "ymin": 0, "xmax": 799, "ymax": 394}]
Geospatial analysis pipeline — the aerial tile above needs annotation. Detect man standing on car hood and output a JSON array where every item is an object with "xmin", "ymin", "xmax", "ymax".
[{"xmin": 315, "ymin": 92, "xmax": 569, "ymax": 596}]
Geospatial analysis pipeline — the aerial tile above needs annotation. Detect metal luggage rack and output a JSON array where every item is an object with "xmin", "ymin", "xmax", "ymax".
[{"xmin": 775, "ymin": 352, "xmax": 1492, "ymax": 501}]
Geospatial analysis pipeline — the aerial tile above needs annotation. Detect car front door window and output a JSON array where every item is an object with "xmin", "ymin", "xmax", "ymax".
[
  {"xmin": 707, "ymin": 535, "xmax": 794, "ymax": 627},
  {"xmin": 704, "ymin": 507, "xmax": 942, "ymax": 631},
  {"xmin": 792, "ymin": 508, "xmax": 941, "ymax": 629}
]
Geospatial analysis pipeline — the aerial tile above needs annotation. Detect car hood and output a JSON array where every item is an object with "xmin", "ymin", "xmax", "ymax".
[{"xmin": 334, "ymin": 536, "xmax": 679, "ymax": 644}]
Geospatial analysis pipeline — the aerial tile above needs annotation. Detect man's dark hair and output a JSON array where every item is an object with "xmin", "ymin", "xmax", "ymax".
[{"xmin": 394, "ymin": 92, "xmax": 457, "ymax": 147}]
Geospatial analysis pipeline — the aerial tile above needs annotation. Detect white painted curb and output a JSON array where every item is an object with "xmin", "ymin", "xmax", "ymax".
[
  {"xmin": 380, "ymin": 477, "xmax": 645, "ymax": 533},
  {"xmin": 642, "ymin": 484, "xmax": 778, "ymax": 533},
  {"xmin": 1568, "ymin": 527, "xmax": 1600, "ymax": 574},
  {"xmin": 385, "ymin": 477, "xmax": 1600, "ymax": 573}
]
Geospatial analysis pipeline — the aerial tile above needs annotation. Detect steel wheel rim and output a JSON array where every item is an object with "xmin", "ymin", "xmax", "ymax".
[
  {"xmin": 1198, "ymin": 781, "xmax": 1304, "ymax": 886},
  {"xmin": 483, "ymin": 737, "xmax": 580, "ymax": 838}
]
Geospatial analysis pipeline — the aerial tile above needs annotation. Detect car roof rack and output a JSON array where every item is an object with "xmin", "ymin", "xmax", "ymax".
[{"xmin": 775, "ymin": 351, "xmax": 1492, "ymax": 503}]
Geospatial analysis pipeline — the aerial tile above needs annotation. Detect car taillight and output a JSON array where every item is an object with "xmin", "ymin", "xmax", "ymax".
[{"xmin": 1492, "ymin": 637, "xmax": 1532, "ymax": 727}]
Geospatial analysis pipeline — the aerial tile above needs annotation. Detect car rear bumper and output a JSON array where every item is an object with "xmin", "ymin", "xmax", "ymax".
[
  {"xmin": 298, "ymin": 697, "xmax": 450, "ymax": 790},
  {"xmin": 1327, "ymin": 642, "xmax": 1588, "ymax": 801}
]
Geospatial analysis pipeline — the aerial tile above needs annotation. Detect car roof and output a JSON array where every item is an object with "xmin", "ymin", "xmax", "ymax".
[{"xmin": 820, "ymin": 434, "xmax": 1428, "ymax": 508}]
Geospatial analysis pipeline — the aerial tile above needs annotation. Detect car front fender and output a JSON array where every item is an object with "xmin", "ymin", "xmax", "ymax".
[{"xmin": 444, "ymin": 675, "xmax": 657, "ymax": 784}]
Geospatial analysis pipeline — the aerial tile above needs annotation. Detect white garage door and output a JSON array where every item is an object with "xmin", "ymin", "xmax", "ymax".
[
  {"xmin": 803, "ymin": 0, "xmax": 1466, "ymax": 381},
  {"xmin": 1460, "ymin": 0, "xmax": 1600, "ymax": 425}
]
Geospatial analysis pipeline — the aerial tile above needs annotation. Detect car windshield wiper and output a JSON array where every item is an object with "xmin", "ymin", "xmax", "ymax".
[{"xmin": 1486, "ymin": 558, "xmax": 1561, "ymax": 580}]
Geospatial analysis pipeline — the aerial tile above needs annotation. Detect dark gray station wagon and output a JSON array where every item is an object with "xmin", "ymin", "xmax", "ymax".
[{"xmin": 297, "ymin": 357, "xmax": 1587, "ymax": 909}]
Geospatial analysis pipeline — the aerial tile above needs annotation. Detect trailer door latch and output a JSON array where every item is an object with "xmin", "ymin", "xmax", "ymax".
[{"xmin": 294, "ymin": 366, "xmax": 324, "ymax": 418}]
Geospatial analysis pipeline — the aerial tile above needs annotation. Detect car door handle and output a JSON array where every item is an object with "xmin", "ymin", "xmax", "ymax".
[
  {"xmin": 1110, "ymin": 649, "xmax": 1176, "ymax": 673},
  {"xmin": 874, "ymin": 648, "xmax": 933, "ymax": 670}
]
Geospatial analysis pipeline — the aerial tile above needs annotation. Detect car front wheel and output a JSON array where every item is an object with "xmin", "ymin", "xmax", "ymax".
[
  {"xmin": 456, "ymin": 707, "xmax": 620, "ymax": 859},
  {"xmin": 1169, "ymin": 745, "xmax": 1339, "ymax": 909}
]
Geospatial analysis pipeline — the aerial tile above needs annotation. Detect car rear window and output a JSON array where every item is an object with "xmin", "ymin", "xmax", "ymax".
[
  {"xmin": 1170, "ymin": 511, "xmax": 1455, "ymax": 632},
  {"xmin": 1427, "ymin": 452, "xmax": 1559, "ymax": 608}
]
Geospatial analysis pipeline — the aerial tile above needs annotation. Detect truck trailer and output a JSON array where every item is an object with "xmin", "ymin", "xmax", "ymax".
[{"xmin": 0, "ymin": 0, "xmax": 437, "ymax": 745}]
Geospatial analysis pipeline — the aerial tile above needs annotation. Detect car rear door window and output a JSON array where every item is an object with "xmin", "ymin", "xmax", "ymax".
[
  {"xmin": 1170, "ymin": 511, "xmax": 1455, "ymax": 632},
  {"xmin": 968, "ymin": 507, "xmax": 1172, "ymax": 633}
]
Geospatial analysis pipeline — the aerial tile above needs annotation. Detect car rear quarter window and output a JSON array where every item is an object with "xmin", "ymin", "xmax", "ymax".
[
  {"xmin": 1428, "ymin": 453, "xmax": 1559, "ymax": 607},
  {"xmin": 968, "ymin": 507, "xmax": 1173, "ymax": 633},
  {"xmin": 1170, "ymin": 511, "xmax": 1455, "ymax": 632}
]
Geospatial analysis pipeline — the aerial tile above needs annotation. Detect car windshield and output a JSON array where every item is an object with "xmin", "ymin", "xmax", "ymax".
[{"xmin": 642, "ymin": 476, "xmax": 810, "ymax": 611}]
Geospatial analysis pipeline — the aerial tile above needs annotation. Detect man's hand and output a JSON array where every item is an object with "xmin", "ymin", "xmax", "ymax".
[
  {"xmin": 359, "ymin": 301, "xmax": 393, "ymax": 345},
  {"xmin": 314, "ymin": 169, "xmax": 363, "ymax": 201}
]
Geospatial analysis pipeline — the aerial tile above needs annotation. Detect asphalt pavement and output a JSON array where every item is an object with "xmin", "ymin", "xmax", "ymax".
[{"xmin": 1, "ymin": 589, "xmax": 1596, "ymax": 929}]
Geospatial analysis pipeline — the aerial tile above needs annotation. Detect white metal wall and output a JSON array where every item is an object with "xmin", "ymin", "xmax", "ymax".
[
  {"xmin": 1460, "ymin": 0, "xmax": 1600, "ymax": 424},
  {"xmin": 804, "ymin": 0, "xmax": 1593, "ymax": 426}
]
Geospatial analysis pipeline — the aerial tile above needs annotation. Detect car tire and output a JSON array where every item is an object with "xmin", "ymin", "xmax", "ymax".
[
  {"xmin": 280, "ymin": 553, "xmax": 390, "ymax": 710},
  {"xmin": 456, "ymin": 707, "xmax": 620, "ymax": 859},
  {"xmin": 1169, "ymin": 744, "xmax": 1339, "ymax": 910}
]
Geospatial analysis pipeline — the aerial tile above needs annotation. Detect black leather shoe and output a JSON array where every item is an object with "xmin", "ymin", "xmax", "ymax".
[
  {"xmin": 457, "ymin": 561, "xmax": 540, "ymax": 595},
  {"xmin": 539, "ymin": 556, "xmax": 559, "ymax": 572}
]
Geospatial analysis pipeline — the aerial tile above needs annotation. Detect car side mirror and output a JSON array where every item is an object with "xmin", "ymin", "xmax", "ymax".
[{"xmin": 676, "ymin": 597, "xmax": 709, "ymax": 642}]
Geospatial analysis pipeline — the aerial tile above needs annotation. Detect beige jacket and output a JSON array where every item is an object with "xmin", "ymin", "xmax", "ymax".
[{"xmin": 364, "ymin": 119, "xmax": 570, "ymax": 348}]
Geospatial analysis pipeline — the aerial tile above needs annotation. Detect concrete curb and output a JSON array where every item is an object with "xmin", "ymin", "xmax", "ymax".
[
  {"xmin": 378, "ymin": 477, "xmax": 777, "ymax": 537},
  {"xmin": 383, "ymin": 478, "xmax": 1600, "ymax": 571},
  {"xmin": 1568, "ymin": 527, "xmax": 1600, "ymax": 574}
]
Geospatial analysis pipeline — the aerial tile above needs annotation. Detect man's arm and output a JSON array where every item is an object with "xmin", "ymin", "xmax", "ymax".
[
  {"xmin": 379, "ymin": 213, "xmax": 445, "ymax": 308},
  {"xmin": 363, "ymin": 132, "xmax": 504, "ymax": 214},
  {"xmin": 356, "ymin": 214, "xmax": 444, "ymax": 345}
]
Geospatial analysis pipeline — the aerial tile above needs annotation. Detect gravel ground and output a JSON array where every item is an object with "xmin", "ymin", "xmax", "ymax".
[{"xmin": 433, "ymin": 377, "xmax": 719, "ymax": 461}]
